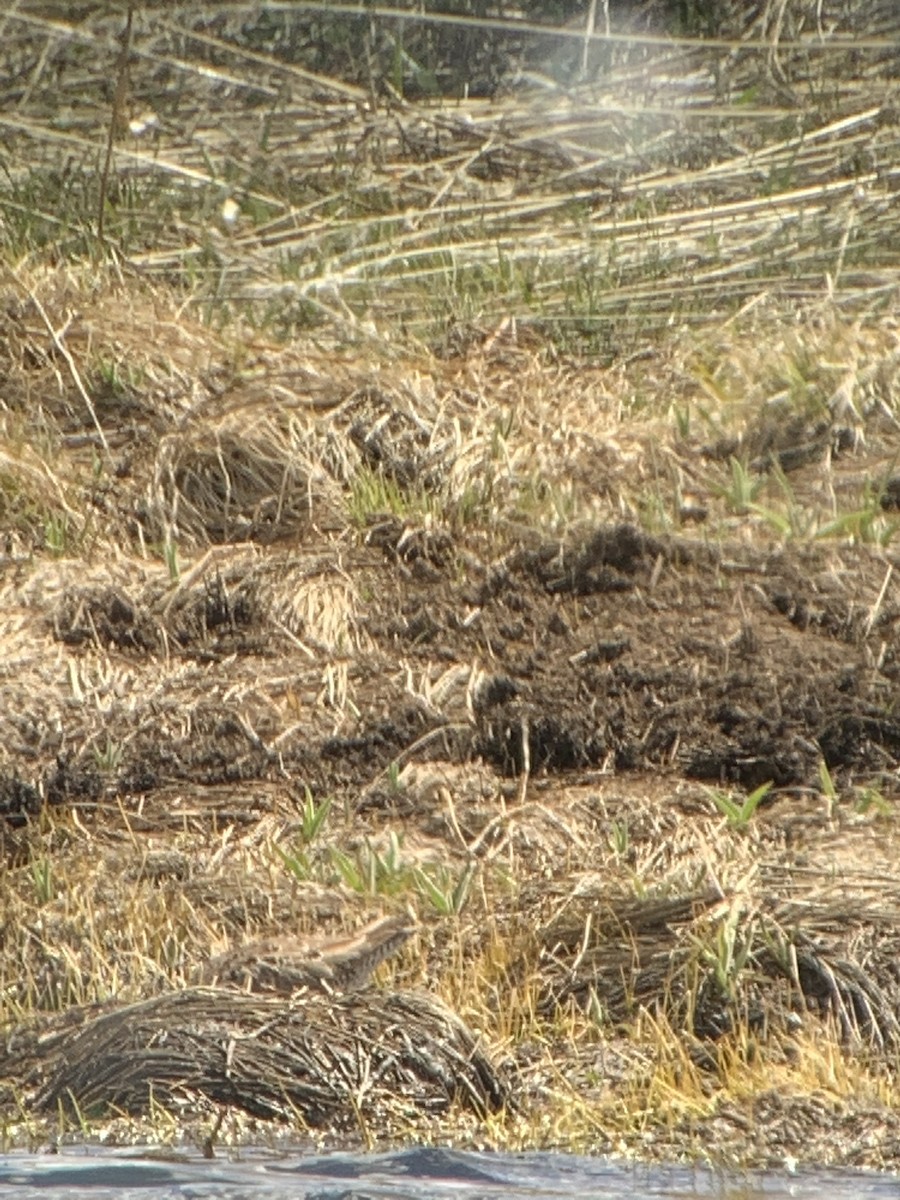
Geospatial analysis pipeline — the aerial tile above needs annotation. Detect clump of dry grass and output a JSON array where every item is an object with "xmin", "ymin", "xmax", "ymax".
[{"xmin": 7, "ymin": 986, "xmax": 509, "ymax": 1129}]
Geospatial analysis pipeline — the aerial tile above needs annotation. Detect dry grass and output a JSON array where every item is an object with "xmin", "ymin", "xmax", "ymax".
[
  {"xmin": 0, "ymin": 269, "xmax": 898, "ymax": 1155},
  {"xmin": 1, "ymin": 0, "xmax": 900, "ymax": 1167},
  {"xmin": 0, "ymin": 264, "xmax": 896, "ymax": 571},
  {"xmin": 1, "ymin": 1, "xmax": 897, "ymax": 344},
  {"xmin": 3, "ymin": 719, "xmax": 900, "ymax": 1160}
]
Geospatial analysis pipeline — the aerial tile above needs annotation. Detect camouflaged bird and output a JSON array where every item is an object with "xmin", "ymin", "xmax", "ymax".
[{"xmin": 196, "ymin": 914, "xmax": 415, "ymax": 996}]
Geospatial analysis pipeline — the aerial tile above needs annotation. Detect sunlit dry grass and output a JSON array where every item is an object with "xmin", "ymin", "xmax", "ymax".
[
  {"xmin": 1, "ymin": 1, "xmax": 897, "ymax": 345},
  {"xmin": 1, "ymin": 0, "xmax": 899, "ymax": 1165}
]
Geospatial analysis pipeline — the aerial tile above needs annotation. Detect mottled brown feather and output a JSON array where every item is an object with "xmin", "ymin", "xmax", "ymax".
[{"xmin": 197, "ymin": 914, "xmax": 415, "ymax": 995}]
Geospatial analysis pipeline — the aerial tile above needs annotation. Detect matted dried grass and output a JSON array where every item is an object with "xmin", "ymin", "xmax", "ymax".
[
  {"xmin": 517, "ymin": 777, "xmax": 900, "ymax": 1054},
  {"xmin": 3, "ymin": 985, "xmax": 509, "ymax": 1125},
  {"xmin": 1, "ymin": 2, "xmax": 896, "ymax": 340}
]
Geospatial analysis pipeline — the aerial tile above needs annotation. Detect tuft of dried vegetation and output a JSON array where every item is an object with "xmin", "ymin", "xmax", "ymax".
[{"xmin": 1, "ymin": 0, "xmax": 900, "ymax": 1171}]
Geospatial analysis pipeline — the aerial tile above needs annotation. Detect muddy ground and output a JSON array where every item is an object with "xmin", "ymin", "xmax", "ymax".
[
  {"xmin": 17, "ymin": 516, "xmax": 900, "ymax": 813},
  {"xmin": 1, "ymin": 278, "xmax": 900, "ymax": 1167}
]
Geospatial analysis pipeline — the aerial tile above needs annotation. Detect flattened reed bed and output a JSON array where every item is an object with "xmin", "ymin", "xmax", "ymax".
[
  {"xmin": 1, "ymin": 1, "xmax": 896, "ymax": 340},
  {"xmin": 5, "ymin": 986, "xmax": 509, "ymax": 1126}
]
